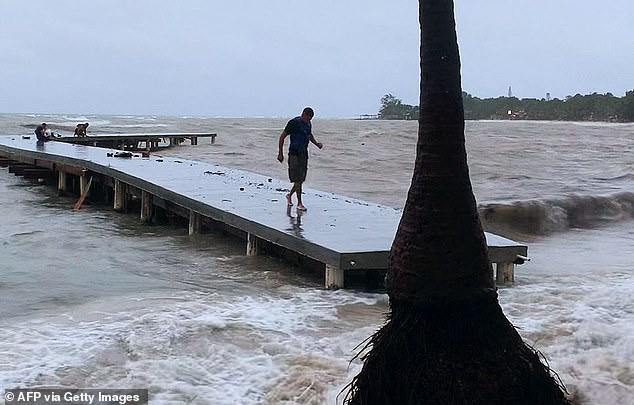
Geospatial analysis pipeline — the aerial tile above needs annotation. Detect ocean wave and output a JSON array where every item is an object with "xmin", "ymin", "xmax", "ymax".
[
  {"xmin": 60, "ymin": 115, "xmax": 92, "ymax": 122},
  {"xmin": 105, "ymin": 123, "xmax": 169, "ymax": 128},
  {"xmin": 591, "ymin": 173, "xmax": 634, "ymax": 182},
  {"xmin": 479, "ymin": 192, "xmax": 634, "ymax": 235},
  {"xmin": 21, "ymin": 120, "xmax": 112, "ymax": 132},
  {"xmin": 112, "ymin": 115, "xmax": 157, "ymax": 120}
]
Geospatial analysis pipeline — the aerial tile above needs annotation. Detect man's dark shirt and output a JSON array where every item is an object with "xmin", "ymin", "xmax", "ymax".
[
  {"xmin": 284, "ymin": 117, "xmax": 312, "ymax": 156},
  {"xmin": 35, "ymin": 125, "xmax": 48, "ymax": 142}
]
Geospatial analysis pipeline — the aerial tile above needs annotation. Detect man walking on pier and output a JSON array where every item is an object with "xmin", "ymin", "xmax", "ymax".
[{"xmin": 277, "ymin": 107, "xmax": 323, "ymax": 211}]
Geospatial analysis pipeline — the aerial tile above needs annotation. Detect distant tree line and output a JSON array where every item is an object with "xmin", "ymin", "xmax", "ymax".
[
  {"xmin": 379, "ymin": 90, "xmax": 634, "ymax": 122},
  {"xmin": 379, "ymin": 94, "xmax": 420, "ymax": 120}
]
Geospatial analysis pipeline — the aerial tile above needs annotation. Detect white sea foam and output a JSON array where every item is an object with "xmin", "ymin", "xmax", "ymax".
[
  {"xmin": 0, "ymin": 288, "xmax": 384, "ymax": 404},
  {"xmin": 499, "ymin": 225, "xmax": 634, "ymax": 404}
]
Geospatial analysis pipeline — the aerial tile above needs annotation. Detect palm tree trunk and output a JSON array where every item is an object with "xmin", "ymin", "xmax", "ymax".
[
  {"xmin": 343, "ymin": 1, "xmax": 572, "ymax": 404},
  {"xmin": 386, "ymin": 0, "xmax": 494, "ymax": 305}
]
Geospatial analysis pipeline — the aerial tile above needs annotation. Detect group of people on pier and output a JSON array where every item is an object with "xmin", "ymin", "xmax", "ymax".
[{"xmin": 34, "ymin": 122, "xmax": 90, "ymax": 142}]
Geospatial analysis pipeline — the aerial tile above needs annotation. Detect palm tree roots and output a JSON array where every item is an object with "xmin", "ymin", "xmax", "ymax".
[{"xmin": 344, "ymin": 293, "xmax": 571, "ymax": 405}]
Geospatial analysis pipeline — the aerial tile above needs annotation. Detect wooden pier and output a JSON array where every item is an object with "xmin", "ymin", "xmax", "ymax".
[
  {"xmin": 51, "ymin": 132, "xmax": 217, "ymax": 151},
  {"xmin": 0, "ymin": 135, "xmax": 527, "ymax": 288}
]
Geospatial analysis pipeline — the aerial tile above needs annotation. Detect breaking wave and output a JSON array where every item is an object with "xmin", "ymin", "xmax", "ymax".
[{"xmin": 479, "ymin": 192, "xmax": 634, "ymax": 235}]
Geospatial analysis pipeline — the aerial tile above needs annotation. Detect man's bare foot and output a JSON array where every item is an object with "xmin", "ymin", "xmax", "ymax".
[
  {"xmin": 286, "ymin": 194, "xmax": 293, "ymax": 206},
  {"xmin": 297, "ymin": 204, "xmax": 307, "ymax": 211}
]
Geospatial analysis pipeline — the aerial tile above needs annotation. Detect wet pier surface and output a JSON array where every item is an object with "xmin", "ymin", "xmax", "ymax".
[{"xmin": 0, "ymin": 135, "xmax": 527, "ymax": 288}]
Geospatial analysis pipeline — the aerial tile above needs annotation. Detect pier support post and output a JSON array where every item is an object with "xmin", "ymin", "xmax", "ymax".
[
  {"xmin": 103, "ymin": 183, "xmax": 112, "ymax": 205},
  {"xmin": 140, "ymin": 191, "xmax": 153, "ymax": 224},
  {"xmin": 246, "ymin": 233, "xmax": 260, "ymax": 256},
  {"xmin": 496, "ymin": 262, "xmax": 515, "ymax": 284},
  {"xmin": 189, "ymin": 210, "xmax": 202, "ymax": 235},
  {"xmin": 79, "ymin": 171, "xmax": 89, "ymax": 197},
  {"xmin": 114, "ymin": 179, "xmax": 127, "ymax": 212},
  {"xmin": 57, "ymin": 171, "xmax": 67, "ymax": 195},
  {"xmin": 325, "ymin": 265, "xmax": 344, "ymax": 289}
]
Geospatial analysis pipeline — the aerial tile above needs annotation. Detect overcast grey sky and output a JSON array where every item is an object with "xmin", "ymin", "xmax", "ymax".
[{"xmin": 1, "ymin": 1, "xmax": 632, "ymax": 118}]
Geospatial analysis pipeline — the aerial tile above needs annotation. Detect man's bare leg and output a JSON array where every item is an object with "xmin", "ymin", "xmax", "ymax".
[
  {"xmin": 287, "ymin": 182, "xmax": 300, "ymax": 206},
  {"xmin": 296, "ymin": 183, "xmax": 307, "ymax": 211}
]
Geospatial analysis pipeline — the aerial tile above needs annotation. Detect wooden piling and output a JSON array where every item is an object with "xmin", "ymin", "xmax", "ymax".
[
  {"xmin": 140, "ymin": 190, "xmax": 153, "ymax": 224},
  {"xmin": 496, "ymin": 262, "xmax": 515, "ymax": 284},
  {"xmin": 79, "ymin": 171, "xmax": 90, "ymax": 196},
  {"xmin": 189, "ymin": 210, "xmax": 202, "ymax": 235},
  {"xmin": 58, "ymin": 171, "xmax": 67, "ymax": 195},
  {"xmin": 74, "ymin": 176, "xmax": 93, "ymax": 211},
  {"xmin": 246, "ymin": 233, "xmax": 260, "ymax": 256},
  {"xmin": 113, "ymin": 179, "xmax": 127, "ymax": 212},
  {"xmin": 325, "ymin": 264, "xmax": 344, "ymax": 289}
]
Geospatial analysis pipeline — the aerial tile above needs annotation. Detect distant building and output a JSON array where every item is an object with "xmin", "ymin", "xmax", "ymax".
[
  {"xmin": 507, "ymin": 109, "xmax": 528, "ymax": 120},
  {"xmin": 359, "ymin": 114, "xmax": 379, "ymax": 120}
]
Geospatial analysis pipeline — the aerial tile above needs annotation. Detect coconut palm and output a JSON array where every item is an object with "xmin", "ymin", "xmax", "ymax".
[{"xmin": 343, "ymin": 1, "xmax": 571, "ymax": 404}]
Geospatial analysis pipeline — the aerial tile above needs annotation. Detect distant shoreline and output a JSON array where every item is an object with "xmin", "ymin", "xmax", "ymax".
[{"xmin": 376, "ymin": 91, "xmax": 634, "ymax": 122}]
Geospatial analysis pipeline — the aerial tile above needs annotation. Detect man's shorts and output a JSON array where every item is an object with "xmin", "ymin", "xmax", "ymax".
[{"xmin": 288, "ymin": 153, "xmax": 308, "ymax": 183}]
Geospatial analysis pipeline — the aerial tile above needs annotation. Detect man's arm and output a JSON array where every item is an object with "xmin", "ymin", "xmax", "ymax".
[
  {"xmin": 309, "ymin": 134, "xmax": 323, "ymax": 149},
  {"xmin": 277, "ymin": 131, "xmax": 288, "ymax": 162}
]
